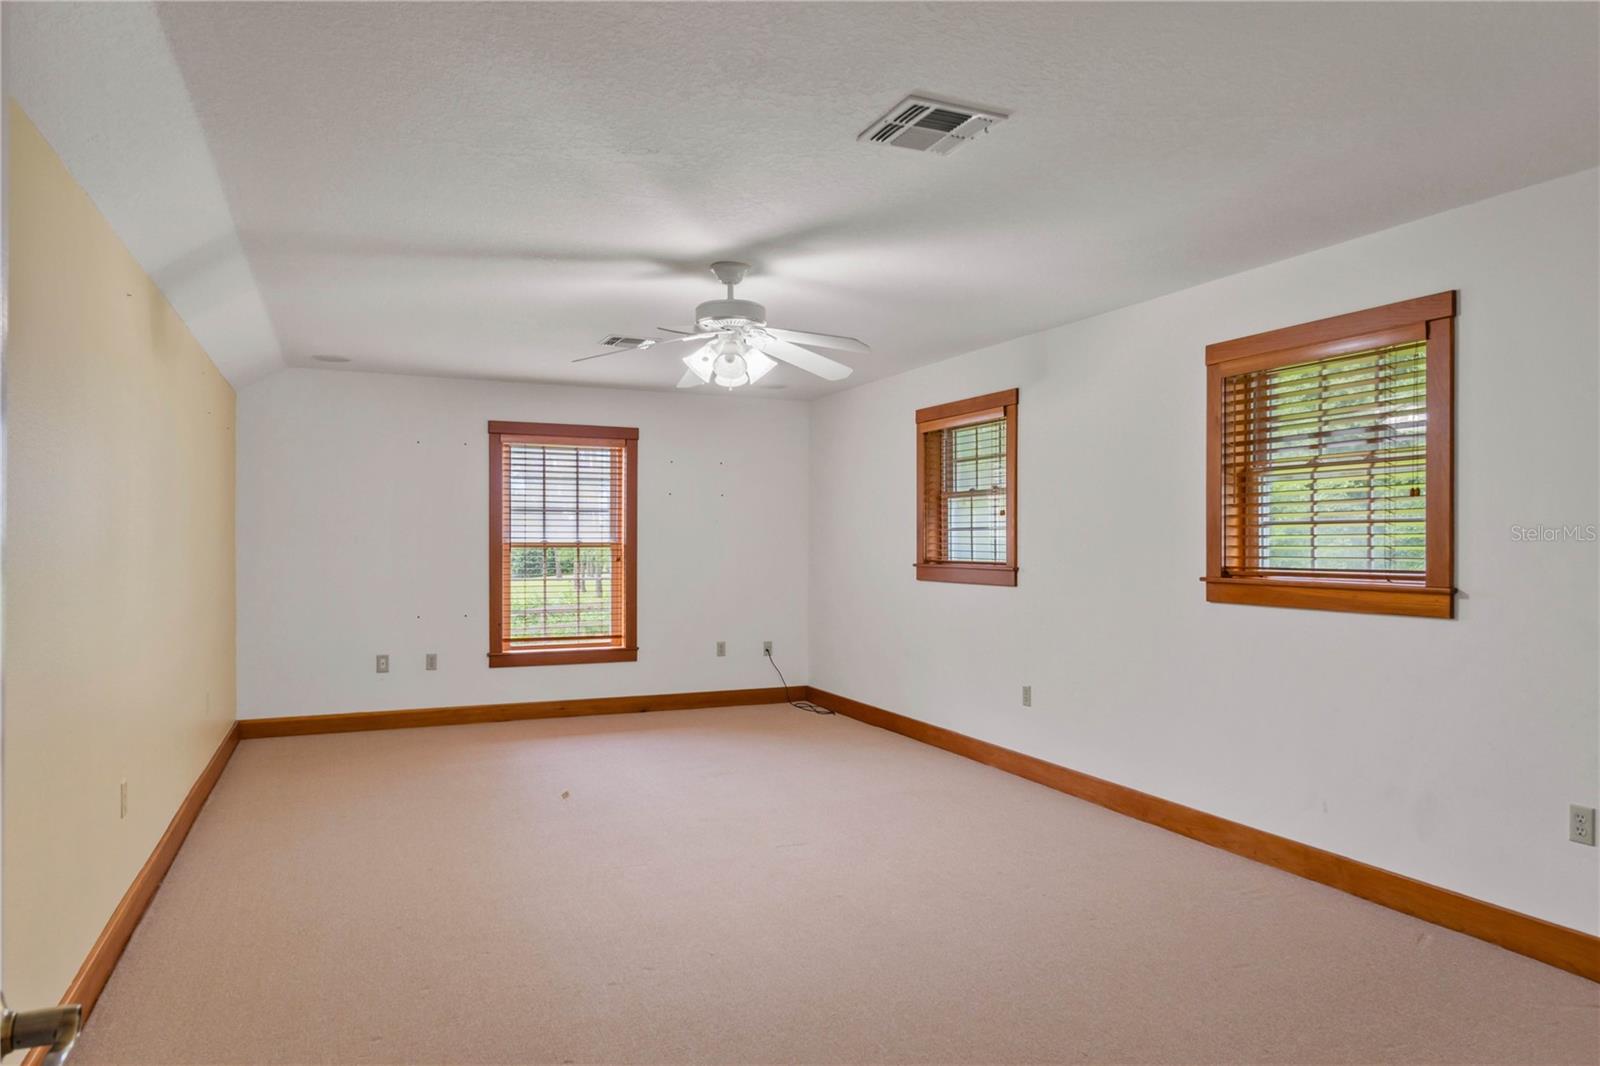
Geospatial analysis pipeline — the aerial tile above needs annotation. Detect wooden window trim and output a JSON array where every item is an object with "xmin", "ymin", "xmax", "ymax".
[
  {"xmin": 489, "ymin": 420, "xmax": 639, "ymax": 667},
  {"xmin": 916, "ymin": 389, "xmax": 1018, "ymax": 586},
  {"xmin": 1203, "ymin": 292, "xmax": 1455, "ymax": 619}
]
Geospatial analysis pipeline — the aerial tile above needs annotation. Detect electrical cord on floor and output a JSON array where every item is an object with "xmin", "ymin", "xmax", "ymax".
[{"xmin": 767, "ymin": 651, "xmax": 833, "ymax": 715}]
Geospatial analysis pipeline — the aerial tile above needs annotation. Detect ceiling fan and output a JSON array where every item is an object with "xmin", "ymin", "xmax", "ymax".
[{"xmin": 574, "ymin": 261, "xmax": 868, "ymax": 389}]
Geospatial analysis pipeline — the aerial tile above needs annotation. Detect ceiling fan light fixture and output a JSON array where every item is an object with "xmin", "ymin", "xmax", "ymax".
[
  {"xmin": 711, "ymin": 349, "xmax": 750, "ymax": 389},
  {"xmin": 744, "ymin": 345, "xmax": 778, "ymax": 384},
  {"xmin": 682, "ymin": 346, "xmax": 715, "ymax": 384}
]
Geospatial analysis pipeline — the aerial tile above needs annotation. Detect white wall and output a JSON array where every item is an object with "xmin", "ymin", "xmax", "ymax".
[
  {"xmin": 808, "ymin": 169, "xmax": 1600, "ymax": 933},
  {"xmin": 238, "ymin": 370, "xmax": 808, "ymax": 718}
]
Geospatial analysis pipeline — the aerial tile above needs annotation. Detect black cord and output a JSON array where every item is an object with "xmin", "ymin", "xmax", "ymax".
[{"xmin": 767, "ymin": 651, "xmax": 833, "ymax": 715}]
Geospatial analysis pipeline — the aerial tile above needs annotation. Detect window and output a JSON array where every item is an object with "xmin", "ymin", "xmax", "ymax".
[
  {"xmin": 488, "ymin": 421, "xmax": 638, "ymax": 666},
  {"xmin": 916, "ymin": 389, "xmax": 1018, "ymax": 585},
  {"xmin": 1204, "ymin": 292, "xmax": 1455, "ymax": 618}
]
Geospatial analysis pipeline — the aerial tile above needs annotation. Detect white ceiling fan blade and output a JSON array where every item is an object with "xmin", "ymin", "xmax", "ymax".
[
  {"xmin": 764, "ymin": 326, "xmax": 870, "ymax": 354},
  {"xmin": 756, "ymin": 335, "xmax": 854, "ymax": 381},
  {"xmin": 676, "ymin": 368, "xmax": 704, "ymax": 388},
  {"xmin": 571, "ymin": 332, "xmax": 717, "ymax": 363}
]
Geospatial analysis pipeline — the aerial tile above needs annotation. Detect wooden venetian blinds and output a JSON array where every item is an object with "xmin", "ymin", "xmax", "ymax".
[
  {"xmin": 1221, "ymin": 340, "xmax": 1427, "ymax": 578},
  {"xmin": 922, "ymin": 416, "xmax": 1009, "ymax": 563},
  {"xmin": 488, "ymin": 422, "xmax": 638, "ymax": 666},
  {"xmin": 915, "ymin": 389, "xmax": 1019, "ymax": 586}
]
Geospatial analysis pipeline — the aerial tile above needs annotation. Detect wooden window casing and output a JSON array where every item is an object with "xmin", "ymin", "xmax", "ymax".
[
  {"xmin": 488, "ymin": 421, "xmax": 638, "ymax": 666},
  {"xmin": 1203, "ymin": 292, "xmax": 1456, "ymax": 618},
  {"xmin": 916, "ymin": 389, "xmax": 1018, "ymax": 586}
]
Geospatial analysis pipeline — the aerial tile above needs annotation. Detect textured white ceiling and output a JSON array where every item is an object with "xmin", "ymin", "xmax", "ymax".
[{"xmin": 8, "ymin": 2, "xmax": 1598, "ymax": 397}]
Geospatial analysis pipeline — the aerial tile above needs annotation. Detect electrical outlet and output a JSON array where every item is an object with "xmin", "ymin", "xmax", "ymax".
[
  {"xmin": 425, "ymin": 653, "xmax": 438, "ymax": 671},
  {"xmin": 763, "ymin": 641, "xmax": 773, "ymax": 657},
  {"xmin": 1571, "ymin": 805, "xmax": 1596, "ymax": 846},
  {"xmin": 376, "ymin": 654, "xmax": 389, "ymax": 674},
  {"xmin": 1022, "ymin": 685, "xmax": 1032, "ymax": 707},
  {"xmin": 120, "ymin": 779, "xmax": 128, "ymax": 820},
  {"xmin": 716, "ymin": 641, "xmax": 726, "ymax": 658}
]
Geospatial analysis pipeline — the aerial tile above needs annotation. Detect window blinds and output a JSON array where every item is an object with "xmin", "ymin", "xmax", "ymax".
[
  {"xmin": 922, "ymin": 416, "xmax": 1008, "ymax": 563},
  {"xmin": 1221, "ymin": 340, "xmax": 1427, "ymax": 577},
  {"xmin": 497, "ymin": 437, "xmax": 627, "ymax": 649}
]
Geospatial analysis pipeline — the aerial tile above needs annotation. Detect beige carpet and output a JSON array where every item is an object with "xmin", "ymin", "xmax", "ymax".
[{"xmin": 74, "ymin": 705, "xmax": 1597, "ymax": 1064}]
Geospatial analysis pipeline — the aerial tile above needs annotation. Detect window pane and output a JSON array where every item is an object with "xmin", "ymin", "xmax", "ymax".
[
  {"xmin": 1224, "ymin": 341, "xmax": 1427, "ymax": 575},
  {"xmin": 934, "ymin": 416, "xmax": 1008, "ymax": 563},
  {"xmin": 508, "ymin": 546, "xmax": 616, "ymax": 641},
  {"xmin": 501, "ymin": 438, "xmax": 625, "ymax": 648}
]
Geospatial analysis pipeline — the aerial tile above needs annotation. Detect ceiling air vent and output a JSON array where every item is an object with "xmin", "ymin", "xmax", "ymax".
[
  {"xmin": 599, "ymin": 335, "xmax": 649, "ymax": 349},
  {"xmin": 858, "ymin": 95, "xmax": 1009, "ymax": 155}
]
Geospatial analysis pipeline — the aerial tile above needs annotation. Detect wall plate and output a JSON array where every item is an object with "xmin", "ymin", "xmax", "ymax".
[{"xmin": 1572, "ymin": 805, "xmax": 1596, "ymax": 846}]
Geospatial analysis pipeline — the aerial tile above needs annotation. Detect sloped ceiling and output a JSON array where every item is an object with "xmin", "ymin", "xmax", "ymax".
[
  {"xmin": 7, "ymin": 2, "xmax": 1597, "ymax": 396},
  {"xmin": 4, "ymin": 1, "xmax": 284, "ymax": 384}
]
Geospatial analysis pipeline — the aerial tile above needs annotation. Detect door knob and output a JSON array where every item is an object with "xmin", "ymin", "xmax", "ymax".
[{"xmin": 1, "ymin": 995, "xmax": 82, "ymax": 1065}]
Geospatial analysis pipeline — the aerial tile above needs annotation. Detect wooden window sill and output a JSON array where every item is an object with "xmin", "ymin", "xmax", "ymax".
[
  {"xmin": 1202, "ymin": 576, "xmax": 1453, "ymax": 619},
  {"xmin": 489, "ymin": 647, "xmax": 638, "ymax": 668},
  {"xmin": 917, "ymin": 563, "xmax": 1018, "ymax": 587}
]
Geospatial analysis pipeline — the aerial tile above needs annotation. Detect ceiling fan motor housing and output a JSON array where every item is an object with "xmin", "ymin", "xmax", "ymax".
[{"xmin": 695, "ymin": 299, "xmax": 767, "ymax": 331}]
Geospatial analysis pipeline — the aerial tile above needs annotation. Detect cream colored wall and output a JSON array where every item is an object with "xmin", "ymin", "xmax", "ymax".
[{"xmin": 2, "ymin": 103, "xmax": 236, "ymax": 1010}]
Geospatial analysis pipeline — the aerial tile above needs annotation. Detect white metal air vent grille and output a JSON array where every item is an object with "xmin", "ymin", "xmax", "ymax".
[
  {"xmin": 600, "ymin": 335, "xmax": 649, "ymax": 349},
  {"xmin": 858, "ymin": 95, "xmax": 1008, "ymax": 155}
]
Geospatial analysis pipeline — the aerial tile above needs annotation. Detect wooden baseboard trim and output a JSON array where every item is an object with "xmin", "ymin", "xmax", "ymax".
[
  {"xmin": 804, "ymin": 686, "xmax": 1599, "ymax": 982},
  {"xmin": 237, "ymin": 687, "xmax": 794, "ymax": 739},
  {"xmin": 26, "ymin": 722, "xmax": 241, "ymax": 1065}
]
